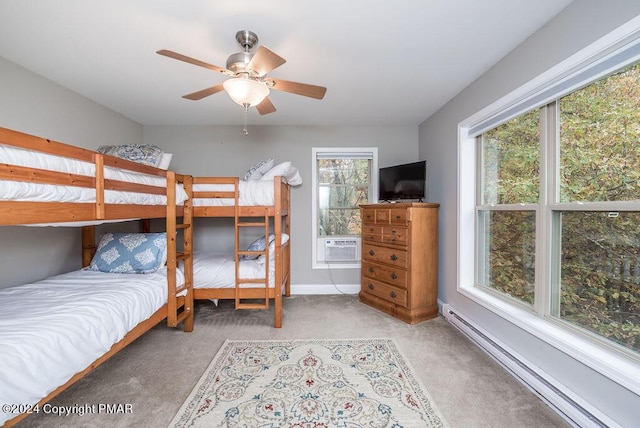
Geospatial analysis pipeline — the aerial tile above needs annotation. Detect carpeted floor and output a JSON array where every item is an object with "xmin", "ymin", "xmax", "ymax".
[{"xmin": 15, "ymin": 294, "xmax": 569, "ymax": 428}]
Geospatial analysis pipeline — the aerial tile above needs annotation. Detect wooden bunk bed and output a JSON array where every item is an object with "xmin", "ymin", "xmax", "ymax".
[
  {"xmin": 191, "ymin": 175, "xmax": 291, "ymax": 328},
  {"xmin": 0, "ymin": 126, "xmax": 194, "ymax": 427}
]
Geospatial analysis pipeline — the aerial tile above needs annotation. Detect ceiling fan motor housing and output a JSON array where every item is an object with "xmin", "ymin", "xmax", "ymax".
[
  {"xmin": 226, "ymin": 30, "xmax": 259, "ymax": 75},
  {"xmin": 226, "ymin": 51, "xmax": 252, "ymax": 74}
]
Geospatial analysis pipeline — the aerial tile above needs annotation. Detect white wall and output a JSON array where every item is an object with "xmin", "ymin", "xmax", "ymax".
[
  {"xmin": 143, "ymin": 124, "xmax": 419, "ymax": 289},
  {"xmin": 0, "ymin": 57, "xmax": 143, "ymax": 287},
  {"xmin": 418, "ymin": 0, "xmax": 640, "ymax": 426}
]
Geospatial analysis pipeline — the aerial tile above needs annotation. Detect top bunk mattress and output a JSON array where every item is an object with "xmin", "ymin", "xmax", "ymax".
[
  {"xmin": 192, "ymin": 161, "xmax": 301, "ymax": 207},
  {"xmin": 0, "ymin": 144, "xmax": 188, "ymax": 205},
  {"xmin": 192, "ymin": 180, "xmax": 280, "ymax": 206},
  {"xmin": 0, "ymin": 268, "xmax": 183, "ymax": 425}
]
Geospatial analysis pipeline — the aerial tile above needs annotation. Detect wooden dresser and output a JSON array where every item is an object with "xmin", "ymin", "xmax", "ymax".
[{"xmin": 359, "ymin": 202, "xmax": 439, "ymax": 324}]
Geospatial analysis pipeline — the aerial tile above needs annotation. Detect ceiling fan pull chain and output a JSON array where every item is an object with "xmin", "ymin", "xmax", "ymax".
[{"xmin": 243, "ymin": 103, "xmax": 249, "ymax": 136}]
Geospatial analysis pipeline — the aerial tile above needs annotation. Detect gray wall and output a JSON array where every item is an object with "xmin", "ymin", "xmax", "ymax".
[
  {"xmin": 0, "ymin": 54, "xmax": 418, "ymax": 290},
  {"xmin": 418, "ymin": 0, "xmax": 640, "ymax": 426},
  {"xmin": 0, "ymin": 57, "xmax": 143, "ymax": 287},
  {"xmin": 3, "ymin": 1, "xmax": 639, "ymax": 422},
  {"xmin": 143, "ymin": 125, "xmax": 418, "ymax": 288}
]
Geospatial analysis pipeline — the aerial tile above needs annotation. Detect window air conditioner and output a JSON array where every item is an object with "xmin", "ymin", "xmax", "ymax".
[{"xmin": 324, "ymin": 238, "xmax": 359, "ymax": 262}]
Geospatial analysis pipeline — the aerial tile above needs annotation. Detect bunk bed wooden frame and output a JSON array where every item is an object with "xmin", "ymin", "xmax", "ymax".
[
  {"xmin": 0, "ymin": 126, "xmax": 194, "ymax": 427},
  {"xmin": 191, "ymin": 176, "xmax": 291, "ymax": 328}
]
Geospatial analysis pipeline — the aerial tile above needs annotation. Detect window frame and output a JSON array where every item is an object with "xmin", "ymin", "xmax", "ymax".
[
  {"xmin": 458, "ymin": 16, "xmax": 640, "ymax": 395},
  {"xmin": 311, "ymin": 147, "xmax": 378, "ymax": 269}
]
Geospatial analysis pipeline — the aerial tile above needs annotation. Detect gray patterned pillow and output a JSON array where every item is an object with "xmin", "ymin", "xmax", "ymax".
[
  {"xmin": 242, "ymin": 158, "xmax": 275, "ymax": 180},
  {"xmin": 97, "ymin": 144, "xmax": 164, "ymax": 167}
]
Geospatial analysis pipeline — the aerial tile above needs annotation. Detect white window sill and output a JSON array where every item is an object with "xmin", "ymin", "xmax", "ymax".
[{"xmin": 312, "ymin": 261, "xmax": 360, "ymax": 270}]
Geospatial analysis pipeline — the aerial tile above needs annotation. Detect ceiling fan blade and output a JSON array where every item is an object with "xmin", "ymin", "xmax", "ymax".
[
  {"xmin": 256, "ymin": 97, "xmax": 277, "ymax": 115},
  {"xmin": 157, "ymin": 49, "xmax": 232, "ymax": 75},
  {"xmin": 269, "ymin": 78, "xmax": 327, "ymax": 99},
  {"xmin": 182, "ymin": 84, "xmax": 225, "ymax": 100},
  {"xmin": 248, "ymin": 46, "xmax": 286, "ymax": 76}
]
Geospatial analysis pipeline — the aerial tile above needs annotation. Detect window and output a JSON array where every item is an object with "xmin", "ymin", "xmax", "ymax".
[
  {"xmin": 477, "ymin": 110, "xmax": 539, "ymax": 307},
  {"xmin": 459, "ymin": 20, "xmax": 640, "ymax": 394},
  {"xmin": 475, "ymin": 63, "xmax": 640, "ymax": 356},
  {"xmin": 311, "ymin": 148, "xmax": 378, "ymax": 268},
  {"xmin": 552, "ymin": 65, "xmax": 640, "ymax": 353}
]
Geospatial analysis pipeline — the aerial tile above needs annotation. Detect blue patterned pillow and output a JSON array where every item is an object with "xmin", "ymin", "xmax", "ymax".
[
  {"xmin": 87, "ymin": 233, "xmax": 167, "ymax": 274},
  {"xmin": 241, "ymin": 234, "xmax": 275, "ymax": 260},
  {"xmin": 97, "ymin": 144, "xmax": 164, "ymax": 167}
]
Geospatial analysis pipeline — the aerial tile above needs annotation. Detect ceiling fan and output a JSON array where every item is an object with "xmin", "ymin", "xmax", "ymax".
[{"xmin": 157, "ymin": 30, "xmax": 327, "ymax": 116}]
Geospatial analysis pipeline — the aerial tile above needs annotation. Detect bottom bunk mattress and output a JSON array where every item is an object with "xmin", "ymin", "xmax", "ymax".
[
  {"xmin": 192, "ymin": 233, "xmax": 288, "ymax": 290},
  {"xmin": 0, "ymin": 268, "xmax": 183, "ymax": 425},
  {"xmin": 193, "ymin": 253, "xmax": 277, "ymax": 289}
]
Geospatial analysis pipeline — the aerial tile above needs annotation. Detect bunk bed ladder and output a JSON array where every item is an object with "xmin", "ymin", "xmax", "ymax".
[
  {"xmin": 170, "ymin": 222, "xmax": 193, "ymax": 327},
  {"xmin": 235, "ymin": 206, "xmax": 270, "ymax": 310},
  {"xmin": 166, "ymin": 173, "xmax": 194, "ymax": 332}
]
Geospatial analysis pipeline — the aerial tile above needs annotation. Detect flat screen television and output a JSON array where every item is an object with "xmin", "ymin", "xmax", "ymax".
[{"xmin": 378, "ymin": 160, "xmax": 427, "ymax": 202}]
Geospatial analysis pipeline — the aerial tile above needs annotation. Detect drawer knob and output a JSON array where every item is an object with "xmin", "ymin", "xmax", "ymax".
[
  {"xmin": 369, "ymin": 249, "xmax": 375, "ymax": 256},
  {"xmin": 390, "ymin": 272, "xmax": 397, "ymax": 280},
  {"xmin": 390, "ymin": 254, "xmax": 397, "ymax": 261},
  {"xmin": 390, "ymin": 291, "xmax": 397, "ymax": 298},
  {"xmin": 368, "ymin": 267, "xmax": 375, "ymax": 273},
  {"xmin": 368, "ymin": 283, "xmax": 374, "ymax": 290}
]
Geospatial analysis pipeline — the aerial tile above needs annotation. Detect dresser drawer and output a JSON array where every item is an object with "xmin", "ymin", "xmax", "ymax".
[
  {"xmin": 362, "ymin": 208, "xmax": 376, "ymax": 223},
  {"xmin": 362, "ymin": 223, "xmax": 384, "ymax": 244},
  {"xmin": 362, "ymin": 244, "xmax": 407, "ymax": 268},
  {"xmin": 362, "ymin": 224, "xmax": 383, "ymax": 235},
  {"xmin": 362, "ymin": 261, "xmax": 407, "ymax": 288},
  {"xmin": 389, "ymin": 209, "xmax": 408, "ymax": 224},
  {"xmin": 383, "ymin": 226, "xmax": 408, "ymax": 245},
  {"xmin": 362, "ymin": 233, "xmax": 383, "ymax": 244},
  {"xmin": 373, "ymin": 210, "xmax": 388, "ymax": 223},
  {"xmin": 362, "ymin": 278, "xmax": 407, "ymax": 307}
]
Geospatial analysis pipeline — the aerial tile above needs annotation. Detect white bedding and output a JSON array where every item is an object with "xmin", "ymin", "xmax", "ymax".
[
  {"xmin": 0, "ymin": 268, "xmax": 183, "ymax": 425},
  {"xmin": 0, "ymin": 144, "xmax": 188, "ymax": 205},
  {"xmin": 193, "ymin": 252, "xmax": 277, "ymax": 288},
  {"xmin": 193, "ymin": 181, "xmax": 279, "ymax": 206},
  {"xmin": 192, "ymin": 162, "xmax": 301, "ymax": 206}
]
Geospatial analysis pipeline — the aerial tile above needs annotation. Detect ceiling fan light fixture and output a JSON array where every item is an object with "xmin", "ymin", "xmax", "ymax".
[{"xmin": 223, "ymin": 77, "xmax": 269, "ymax": 107}]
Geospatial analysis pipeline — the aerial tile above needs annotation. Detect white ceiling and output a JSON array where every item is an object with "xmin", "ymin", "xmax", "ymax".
[{"xmin": 0, "ymin": 0, "xmax": 573, "ymax": 127}]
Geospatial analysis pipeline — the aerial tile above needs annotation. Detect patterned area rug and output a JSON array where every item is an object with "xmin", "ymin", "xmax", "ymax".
[{"xmin": 169, "ymin": 338, "xmax": 448, "ymax": 427}]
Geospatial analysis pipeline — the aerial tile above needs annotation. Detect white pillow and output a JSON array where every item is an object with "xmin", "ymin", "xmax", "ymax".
[
  {"xmin": 284, "ymin": 168, "xmax": 303, "ymax": 186},
  {"xmin": 260, "ymin": 161, "xmax": 291, "ymax": 180},
  {"xmin": 158, "ymin": 152, "xmax": 173, "ymax": 170},
  {"xmin": 243, "ymin": 158, "xmax": 275, "ymax": 180},
  {"xmin": 260, "ymin": 161, "xmax": 303, "ymax": 186}
]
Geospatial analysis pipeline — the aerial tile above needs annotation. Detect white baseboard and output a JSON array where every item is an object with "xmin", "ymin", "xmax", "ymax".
[
  {"xmin": 442, "ymin": 304, "xmax": 619, "ymax": 428},
  {"xmin": 290, "ymin": 283, "xmax": 360, "ymax": 295}
]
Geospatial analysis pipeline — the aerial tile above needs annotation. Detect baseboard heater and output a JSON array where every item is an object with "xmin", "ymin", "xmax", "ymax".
[{"xmin": 441, "ymin": 304, "xmax": 619, "ymax": 428}]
